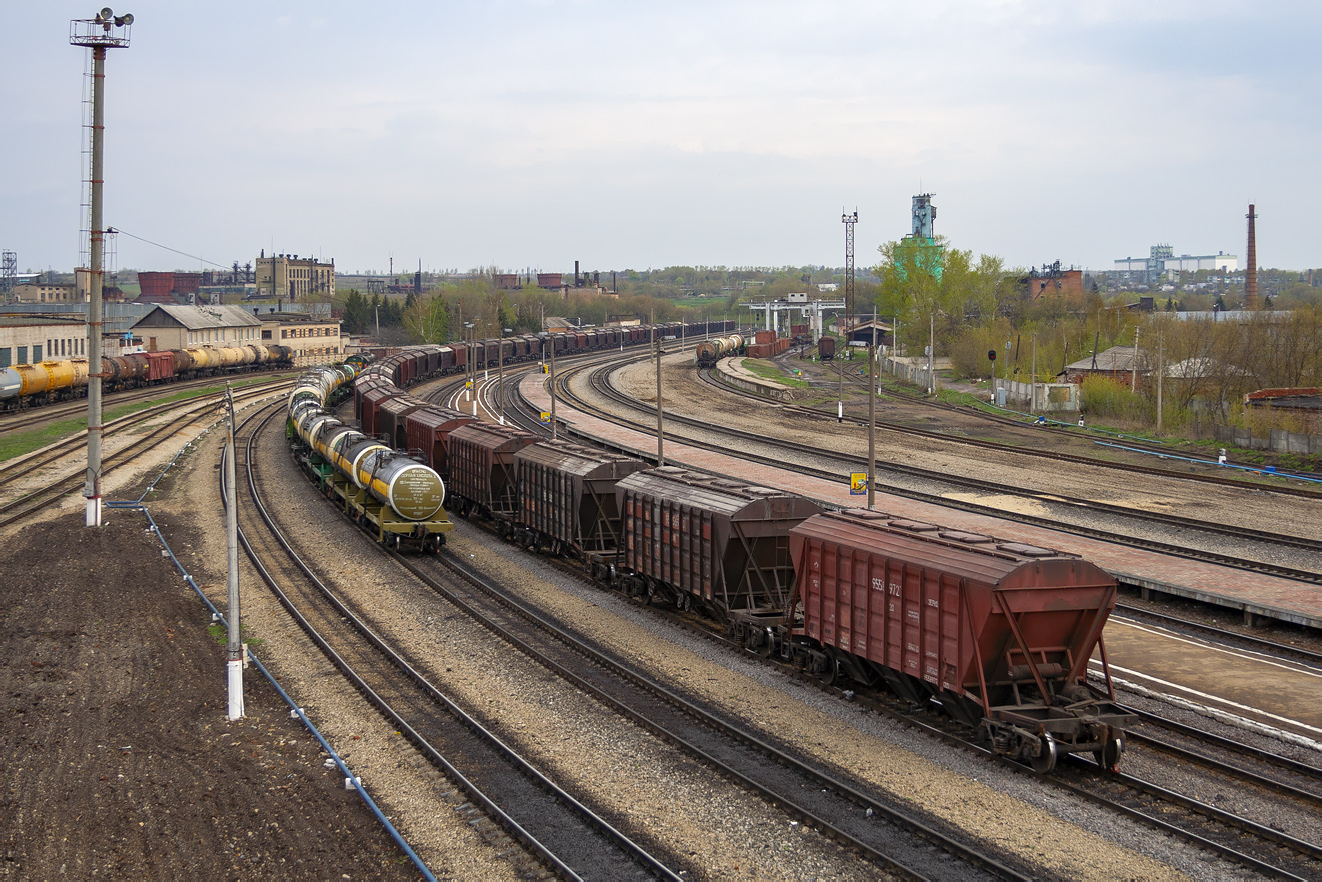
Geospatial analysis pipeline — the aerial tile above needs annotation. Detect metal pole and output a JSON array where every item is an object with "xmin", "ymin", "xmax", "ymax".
[
  {"xmin": 84, "ymin": 45, "xmax": 107, "ymax": 527},
  {"xmin": 655, "ymin": 326, "xmax": 665, "ymax": 466},
  {"xmin": 1130, "ymin": 326, "xmax": 1140, "ymax": 392},
  {"xmin": 549, "ymin": 333, "xmax": 557, "ymax": 440},
  {"xmin": 927, "ymin": 312, "xmax": 934, "ymax": 396},
  {"xmin": 1030, "ymin": 333, "xmax": 1037, "ymax": 414},
  {"xmin": 1156, "ymin": 324, "xmax": 1164, "ymax": 433},
  {"xmin": 224, "ymin": 384, "xmax": 244, "ymax": 720},
  {"xmin": 497, "ymin": 327, "xmax": 505, "ymax": 425},
  {"xmin": 868, "ymin": 308, "xmax": 876, "ymax": 511}
]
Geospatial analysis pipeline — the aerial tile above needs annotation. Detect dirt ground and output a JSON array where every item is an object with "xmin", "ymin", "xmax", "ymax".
[{"xmin": 0, "ymin": 513, "xmax": 415, "ymax": 879}]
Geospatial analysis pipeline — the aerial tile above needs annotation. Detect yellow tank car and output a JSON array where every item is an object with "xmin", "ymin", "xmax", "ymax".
[
  {"xmin": 356, "ymin": 448, "xmax": 446, "ymax": 521},
  {"xmin": 70, "ymin": 358, "xmax": 91, "ymax": 389},
  {"xmin": 217, "ymin": 347, "xmax": 247, "ymax": 367},
  {"xmin": 181, "ymin": 348, "xmax": 212, "ymax": 370},
  {"xmin": 13, "ymin": 363, "xmax": 54, "ymax": 395}
]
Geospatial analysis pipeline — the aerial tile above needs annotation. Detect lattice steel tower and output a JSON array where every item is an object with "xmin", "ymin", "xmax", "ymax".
[
  {"xmin": 842, "ymin": 209, "xmax": 858, "ymax": 334},
  {"xmin": 1, "ymin": 251, "xmax": 16, "ymax": 301}
]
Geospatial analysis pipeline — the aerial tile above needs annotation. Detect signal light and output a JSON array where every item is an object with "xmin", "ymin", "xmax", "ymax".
[{"xmin": 987, "ymin": 349, "xmax": 997, "ymax": 362}]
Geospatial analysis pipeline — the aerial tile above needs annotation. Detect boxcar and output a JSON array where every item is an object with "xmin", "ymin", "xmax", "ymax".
[
  {"xmin": 447, "ymin": 422, "xmax": 539, "ymax": 521},
  {"xmin": 513, "ymin": 440, "xmax": 648, "ymax": 564},
  {"xmin": 789, "ymin": 510, "xmax": 1135, "ymax": 771},
  {"xmin": 378, "ymin": 395, "xmax": 428, "ymax": 450},
  {"xmin": 404, "ymin": 406, "xmax": 476, "ymax": 477},
  {"xmin": 361, "ymin": 386, "xmax": 403, "ymax": 438},
  {"xmin": 616, "ymin": 467, "xmax": 822, "ymax": 616}
]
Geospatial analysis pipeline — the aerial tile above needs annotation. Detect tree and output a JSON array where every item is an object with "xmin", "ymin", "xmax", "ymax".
[{"xmin": 340, "ymin": 289, "xmax": 372, "ymax": 335}]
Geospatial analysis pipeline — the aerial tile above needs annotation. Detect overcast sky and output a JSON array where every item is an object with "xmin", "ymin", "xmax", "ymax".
[{"xmin": 4, "ymin": 1, "xmax": 1318, "ymax": 276}]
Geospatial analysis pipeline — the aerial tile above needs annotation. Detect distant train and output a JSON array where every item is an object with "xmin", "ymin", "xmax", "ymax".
[
  {"xmin": 695, "ymin": 334, "xmax": 745, "ymax": 368},
  {"xmin": 0, "ymin": 344, "xmax": 295, "ymax": 411},
  {"xmin": 288, "ymin": 321, "xmax": 740, "ymax": 552},
  {"xmin": 289, "ymin": 323, "xmax": 1135, "ymax": 773}
]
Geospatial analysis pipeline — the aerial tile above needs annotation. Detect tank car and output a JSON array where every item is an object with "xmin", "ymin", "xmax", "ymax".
[{"xmin": 287, "ymin": 358, "xmax": 453, "ymax": 552}]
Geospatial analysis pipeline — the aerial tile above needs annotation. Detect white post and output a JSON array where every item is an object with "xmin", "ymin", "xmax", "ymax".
[{"xmin": 224, "ymin": 385, "xmax": 244, "ymax": 720}]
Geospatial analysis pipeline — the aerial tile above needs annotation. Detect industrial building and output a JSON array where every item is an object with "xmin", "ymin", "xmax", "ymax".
[
  {"xmin": 255, "ymin": 251, "xmax": 335, "ymax": 300},
  {"xmin": 257, "ymin": 310, "xmax": 343, "ymax": 366},
  {"xmin": 129, "ymin": 304, "xmax": 262, "ymax": 353},
  {"xmin": 11, "ymin": 281, "xmax": 79, "ymax": 304},
  {"xmin": 1113, "ymin": 245, "xmax": 1236, "ymax": 283}
]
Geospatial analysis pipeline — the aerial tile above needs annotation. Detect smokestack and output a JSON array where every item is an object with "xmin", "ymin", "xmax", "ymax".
[
  {"xmin": 1245, "ymin": 204, "xmax": 1259, "ymax": 309},
  {"xmin": 574, "ymin": 260, "xmax": 580, "ymax": 287}
]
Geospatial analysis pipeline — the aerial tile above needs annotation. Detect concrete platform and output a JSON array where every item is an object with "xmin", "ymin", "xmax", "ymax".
[
  {"xmin": 522, "ymin": 372, "xmax": 1322, "ymax": 631},
  {"xmin": 712, "ymin": 356, "xmax": 794, "ymax": 401}
]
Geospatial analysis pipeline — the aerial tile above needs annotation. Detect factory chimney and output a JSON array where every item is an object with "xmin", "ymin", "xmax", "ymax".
[
  {"xmin": 574, "ymin": 260, "xmax": 580, "ymax": 287},
  {"xmin": 1245, "ymin": 204, "xmax": 1259, "ymax": 309}
]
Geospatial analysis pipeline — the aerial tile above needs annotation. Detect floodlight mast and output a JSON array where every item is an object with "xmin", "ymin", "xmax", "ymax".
[{"xmin": 70, "ymin": 9, "xmax": 133, "ymax": 527}]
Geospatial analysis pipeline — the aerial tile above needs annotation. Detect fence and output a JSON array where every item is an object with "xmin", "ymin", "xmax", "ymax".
[
  {"xmin": 1214, "ymin": 424, "xmax": 1322, "ymax": 456},
  {"xmin": 993, "ymin": 378, "xmax": 1080, "ymax": 413},
  {"xmin": 878, "ymin": 356, "xmax": 937, "ymax": 393}
]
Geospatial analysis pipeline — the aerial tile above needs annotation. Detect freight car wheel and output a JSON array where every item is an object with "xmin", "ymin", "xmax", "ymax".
[
  {"xmin": 1095, "ymin": 735, "xmax": 1124, "ymax": 771},
  {"xmin": 1030, "ymin": 733, "xmax": 1058, "ymax": 774}
]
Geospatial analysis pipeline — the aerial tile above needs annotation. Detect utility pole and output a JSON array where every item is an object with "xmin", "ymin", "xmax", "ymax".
[
  {"xmin": 1131, "ymin": 326, "xmax": 1140, "ymax": 392},
  {"xmin": 1156, "ymin": 323, "xmax": 1164, "ymax": 433},
  {"xmin": 223, "ymin": 384, "xmax": 244, "ymax": 719},
  {"xmin": 1030, "ymin": 333, "xmax": 1037, "ymax": 414},
  {"xmin": 71, "ymin": 8, "xmax": 134, "ymax": 527},
  {"xmin": 868, "ymin": 307, "xmax": 877, "ymax": 511},
  {"xmin": 655, "ymin": 325, "xmax": 665, "ymax": 466},
  {"xmin": 497, "ymin": 326, "xmax": 510, "ymax": 425},
  {"xmin": 548, "ymin": 332, "xmax": 557, "ymax": 440},
  {"xmin": 927, "ymin": 312, "xmax": 935, "ymax": 395}
]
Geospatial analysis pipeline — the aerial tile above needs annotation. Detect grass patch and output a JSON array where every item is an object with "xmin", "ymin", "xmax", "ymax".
[
  {"xmin": 0, "ymin": 376, "xmax": 283, "ymax": 464},
  {"xmin": 0, "ymin": 417, "xmax": 88, "ymax": 461},
  {"xmin": 740, "ymin": 358, "xmax": 811, "ymax": 389}
]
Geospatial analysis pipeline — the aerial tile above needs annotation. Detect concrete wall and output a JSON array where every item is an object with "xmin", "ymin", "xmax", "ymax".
[{"xmin": 1214, "ymin": 424, "xmax": 1322, "ymax": 456}]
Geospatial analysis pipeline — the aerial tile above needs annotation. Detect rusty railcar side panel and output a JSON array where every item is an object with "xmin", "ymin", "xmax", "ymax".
[
  {"xmin": 360, "ymin": 386, "xmax": 404, "ymax": 438},
  {"xmin": 790, "ymin": 510, "xmax": 1122, "ymax": 718},
  {"xmin": 378, "ymin": 395, "xmax": 428, "ymax": 451},
  {"xmin": 403, "ymin": 406, "xmax": 476, "ymax": 477},
  {"xmin": 617, "ymin": 467, "xmax": 823, "ymax": 613},
  {"xmin": 514, "ymin": 440, "xmax": 647, "ymax": 555},
  {"xmin": 448, "ymin": 422, "xmax": 538, "ymax": 517}
]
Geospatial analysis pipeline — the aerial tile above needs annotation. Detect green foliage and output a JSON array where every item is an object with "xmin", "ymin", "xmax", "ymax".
[
  {"xmin": 1080, "ymin": 375, "xmax": 1149, "ymax": 422},
  {"xmin": 739, "ymin": 358, "xmax": 810, "ymax": 388}
]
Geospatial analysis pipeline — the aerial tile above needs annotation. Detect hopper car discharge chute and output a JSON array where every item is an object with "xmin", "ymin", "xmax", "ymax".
[{"xmin": 287, "ymin": 357, "xmax": 453, "ymax": 552}]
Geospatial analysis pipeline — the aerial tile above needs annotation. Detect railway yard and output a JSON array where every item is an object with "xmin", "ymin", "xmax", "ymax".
[{"xmin": 3, "ymin": 333, "xmax": 1322, "ymax": 880}]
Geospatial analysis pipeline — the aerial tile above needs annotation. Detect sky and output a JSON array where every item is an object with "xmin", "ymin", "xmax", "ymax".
[{"xmin": 3, "ymin": 1, "xmax": 1319, "ymax": 276}]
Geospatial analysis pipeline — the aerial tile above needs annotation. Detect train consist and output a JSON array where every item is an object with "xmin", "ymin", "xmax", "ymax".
[
  {"xmin": 694, "ymin": 334, "xmax": 745, "ymax": 368},
  {"xmin": 288, "ymin": 353, "xmax": 453, "ymax": 552},
  {"xmin": 287, "ymin": 321, "xmax": 738, "ymax": 550},
  {"xmin": 291, "ymin": 323, "xmax": 1133, "ymax": 772},
  {"xmin": 0, "ymin": 343, "xmax": 295, "ymax": 411}
]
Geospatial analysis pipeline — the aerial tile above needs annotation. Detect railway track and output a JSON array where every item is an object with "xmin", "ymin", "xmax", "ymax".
[
  {"xmin": 0, "ymin": 381, "xmax": 291, "ymax": 529},
  {"xmin": 758, "ymin": 354, "xmax": 1322, "ymax": 497},
  {"xmin": 494, "ymin": 352, "xmax": 1322, "ymax": 876},
  {"xmin": 0, "ymin": 370, "xmax": 295, "ymax": 434},
  {"xmin": 401, "ymin": 539, "xmax": 1030, "ymax": 881},
  {"xmin": 231, "ymin": 403, "xmax": 682, "ymax": 881},
  {"xmin": 547, "ymin": 353, "xmax": 1322, "ymax": 585}
]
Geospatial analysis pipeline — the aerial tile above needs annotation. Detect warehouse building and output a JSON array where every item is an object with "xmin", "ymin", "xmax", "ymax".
[{"xmin": 129, "ymin": 304, "xmax": 262, "ymax": 352}]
